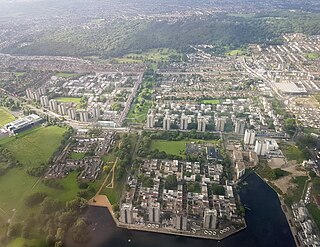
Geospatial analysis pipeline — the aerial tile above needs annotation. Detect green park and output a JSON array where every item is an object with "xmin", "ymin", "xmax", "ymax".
[{"xmin": 0, "ymin": 107, "xmax": 15, "ymax": 127}]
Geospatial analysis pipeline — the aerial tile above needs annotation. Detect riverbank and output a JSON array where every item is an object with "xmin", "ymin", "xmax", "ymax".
[
  {"xmin": 254, "ymin": 172, "xmax": 300, "ymax": 247},
  {"xmin": 88, "ymin": 195, "xmax": 247, "ymax": 241},
  {"xmin": 66, "ymin": 173, "xmax": 295, "ymax": 247}
]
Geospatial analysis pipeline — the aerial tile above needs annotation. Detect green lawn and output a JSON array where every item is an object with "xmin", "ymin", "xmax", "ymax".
[
  {"xmin": 55, "ymin": 72, "xmax": 78, "ymax": 78},
  {"xmin": 200, "ymin": 99, "xmax": 220, "ymax": 105},
  {"xmin": 114, "ymin": 48, "xmax": 182, "ymax": 64},
  {"xmin": 7, "ymin": 237, "xmax": 45, "ymax": 247},
  {"xmin": 70, "ymin": 152, "xmax": 86, "ymax": 160},
  {"xmin": 126, "ymin": 84, "xmax": 154, "ymax": 125},
  {"xmin": 280, "ymin": 143, "xmax": 306, "ymax": 163},
  {"xmin": 226, "ymin": 49, "xmax": 247, "ymax": 56},
  {"xmin": 3, "ymin": 126, "xmax": 67, "ymax": 168},
  {"xmin": 47, "ymin": 171, "xmax": 82, "ymax": 202},
  {"xmin": 150, "ymin": 139, "xmax": 219, "ymax": 158},
  {"xmin": 307, "ymin": 203, "xmax": 320, "ymax": 229},
  {"xmin": 0, "ymin": 107, "xmax": 15, "ymax": 127},
  {"xmin": 13, "ymin": 72, "xmax": 26, "ymax": 77},
  {"xmin": 54, "ymin": 97, "xmax": 81, "ymax": 104},
  {"xmin": 0, "ymin": 126, "xmax": 68, "ymax": 221},
  {"xmin": 305, "ymin": 52, "xmax": 320, "ymax": 60}
]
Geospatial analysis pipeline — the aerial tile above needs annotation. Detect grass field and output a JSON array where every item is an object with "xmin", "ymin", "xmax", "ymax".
[
  {"xmin": 0, "ymin": 107, "xmax": 15, "ymax": 127},
  {"xmin": 307, "ymin": 203, "xmax": 320, "ymax": 229},
  {"xmin": 114, "ymin": 48, "xmax": 181, "ymax": 64},
  {"xmin": 13, "ymin": 72, "xmax": 26, "ymax": 77},
  {"xmin": 305, "ymin": 52, "xmax": 320, "ymax": 60},
  {"xmin": 226, "ymin": 49, "xmax": 247, "ymax": 56},
  {"xmin": 3, "ymin": 126, "xmax": 67, "ymax": 168},
  {"xmin": 0, "ymin": 126, "xmax": 68, "ymax": 221},
  {"xmin": 126, "ymin": 84, "xmax": 154, "ymax": 125},
  {"xmin": 150, "ymin": 139, "xmax": 219, "ymax": 158},
  {"xmin": 200, "ymin": 99, "xmax": 220, "ymax": 105},
  {"xmin": 280, "ymin": 143, "xmax": 306, "ymax": 164},
  {"xmin": 7, "ymin": 237, "xmax": 45, "ymax": 247},
  {"xmin": 70, "ymin": 152, "xmax": 86, "ymax": 160},
  {"xmin": 54, "ymin": 97, "xmax": 81, "ymax": 104},
  {"xmin": 55, "ymin": 72, "xmax": 78, "ymax": 78}
]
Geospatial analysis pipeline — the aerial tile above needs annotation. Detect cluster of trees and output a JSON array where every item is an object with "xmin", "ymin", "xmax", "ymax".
[
  {"xmin": 113, "ymin": 134, "xmax": 135, "ymax": 181},
  {"xmin": 208, "ymin": 183, "xmax": 226, "ymax": 195},
  {"xmin": 0, "ymin": 96, "xmax": 21, "ymax": 111},
  {"xmin": 295, "ymin": 134, "xmax": 318, "ymax": 160},
  {"xmin": 4, "ymin": 11, "xmax": 320, "ymax": 58},
  {"xmin": 164, "ymin": 175, "xmax": 178, "ymax": 190},
  {"xmin": 138, "ymin": 174, "xmax": 154, "ymax": 188},
  {"xmin": 4, "ymin": 196, "xmax": 89, "ymax": 247},
  {"xmin": 284, "ymin": 118, "xmax": 297, "ymax": 135},
  {"xmin": 0, "ymin": 147, "xmax": 18, "ymax": 176},
  {"xmin": 144, "ymin": 130, "xmax": 220, "ymax": 141},
  {"xmin": 42, "ymin": 179, "xmax": 64, "ymax": 190}
]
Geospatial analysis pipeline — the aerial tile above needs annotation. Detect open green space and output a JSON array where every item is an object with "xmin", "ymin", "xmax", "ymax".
[
  {"xmin": 284, "ymin": 176, "xmax": 308, "ymax": 206},
  {"xmin": 54, "ymin": 72, "xmax": 78, "ymax": 78},
  {"xmin": 304, "ymin": 127, "xmax": 320, "ymax": 136},
  {"xmin": 280, "ymin": 143, "xmax": 306, "ymax": 164},
  {"xmin": 255, "ymin": 162, "xmax": 290, "ymax": 181},
  {"xmin": 305, "ymin": 52, "xmax": 320, "ymax": 60},
  {"xmin": 0, "ymin": 107, "xmax": 15, "ymax": 127},
  {"xmin": 307, "ymin": 203, "xmax": 320, "ymax": 229},
  {"xmin": 225, "ymin": 48, "xmax": 248, "ymax": 56},
  {"xmin": 69, "ymin": 152, "xmax": 86, "ymax": 160},
  {"xmin": 3, "ymin": 126, "xmax": 67, "ymax": 168},
  {"xmin": 7, "ymin": 237, "xmax": 45, "ymax": 247},
  {"xmin": 150, "ymin": 139, "xmax": 219, "ymax": 158},
  {"xmin": 54, "ymin": 97, "xmax": 81, "ymax": 104},
  {"xmin": 13, "ymin": 72, "xmax": 26, "ymax": 77},
  {"xmin": 126, "ymin": 77, "xmax": 155, "ymax": 125},
  {"xmin": 113, "ymin": 48, "xmax": 182, "ymax": 64},
  {"xmin": 0, "ymin": 126, "xmax": 69, "ymax": 221},
  {"xmin": 200, "ymin": 99, "xmax": 220, "ymax": 105}
]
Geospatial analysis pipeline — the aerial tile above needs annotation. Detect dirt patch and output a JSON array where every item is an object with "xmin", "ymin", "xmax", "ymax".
[
  {"xmin": 268, "ymin": 158, "xmax": 286, "ymax": 169},
  {"xmin": 272, "ymin": 162, "xmax": 307, "ymax": 194},
  {"xmin": 294, "ymin": 96, "xmax": 319, "ymax": 108}
]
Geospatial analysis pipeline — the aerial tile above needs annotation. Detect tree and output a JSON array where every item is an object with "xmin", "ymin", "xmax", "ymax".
[
  {"xmin": 40, "ymin": 198, "xmax": 63, "ymax": 215},
  {"xmin": 165, "ymin": 175, "xmax": 178, "ymax": 190},
  {"xmin": 309, "ymin": 171, "xmax": 317, "ymax": 178},
  {"xmin": 24, "ymin": 192, "xmax": 47, "ymax": 207},
  {"xmin": 66, "ymin": 197, "xmax": 87, "ymax": 213},
  {"xmin": 71, "ymin": 218, "xmax": 89, "ymax": 243},
  {"xmin": 46, "ymin": 234, "xmax": 55, "ymax": 247}
]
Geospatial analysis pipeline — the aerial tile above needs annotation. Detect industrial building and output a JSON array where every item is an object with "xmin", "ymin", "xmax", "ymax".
[{"xmin": 4, "ymin": 114, "xmax": 43, "ymax": 134}]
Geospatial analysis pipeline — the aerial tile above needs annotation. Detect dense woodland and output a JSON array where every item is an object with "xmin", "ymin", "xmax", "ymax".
[{"xmin": 3, "ymin": 12, "xmax": 320, "ymax": 58}]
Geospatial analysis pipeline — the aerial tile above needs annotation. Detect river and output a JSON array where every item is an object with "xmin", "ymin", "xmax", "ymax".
[{"xmin": 65, "ymin": 173, "xmax": 296, "ymax": 247}]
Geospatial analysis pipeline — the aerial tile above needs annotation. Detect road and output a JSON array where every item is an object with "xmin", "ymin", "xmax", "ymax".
[
  {"xmin": 116, "ymin": 74, "xmax": 143, "ymax": 127},
  {"xmin": 239, "ymin": 57, "xmax": 287, "ymax": 100}
]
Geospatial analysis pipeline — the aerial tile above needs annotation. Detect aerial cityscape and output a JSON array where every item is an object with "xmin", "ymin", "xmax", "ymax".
[{"xmin": 0, "ymin": 0, "xmax": 320, "ymax": 247}]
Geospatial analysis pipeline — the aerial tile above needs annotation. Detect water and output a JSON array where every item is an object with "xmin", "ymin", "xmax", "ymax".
[{"xmin": 66, "ymin": 173, "xmax": 296, "ymax": 247}]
